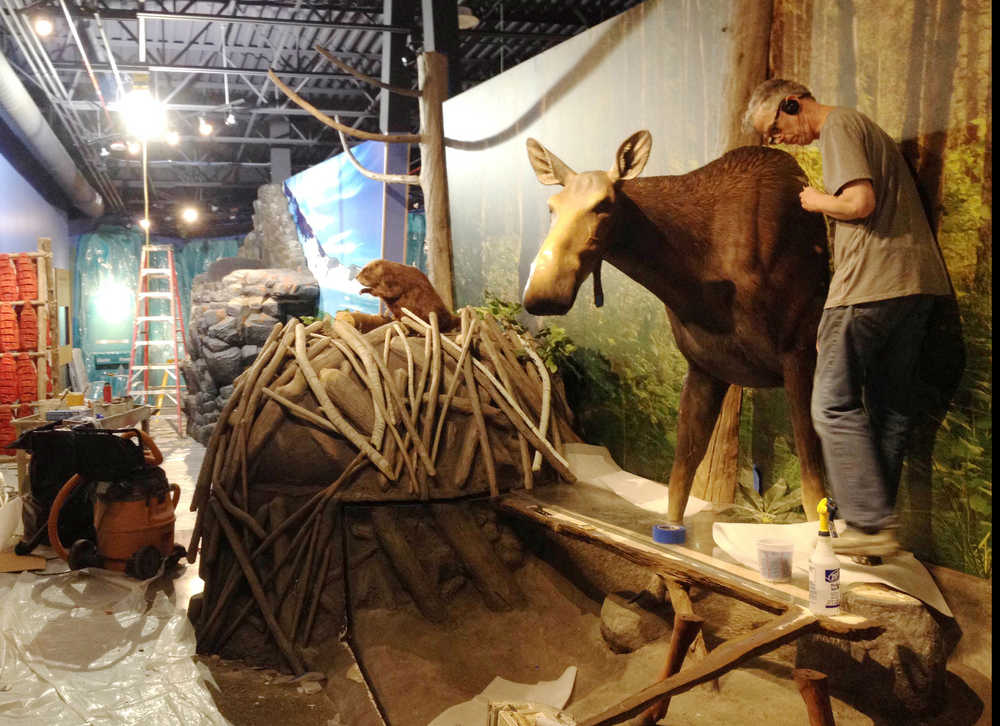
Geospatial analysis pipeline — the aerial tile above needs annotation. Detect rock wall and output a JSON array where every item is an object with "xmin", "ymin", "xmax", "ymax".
[
  {"xmin": 181, "ymin": 261, "xmax": 318, "ymax": 444},
  {"xmin": 237, "ymin": 184, "xmax": 307, "ymax": 270}
]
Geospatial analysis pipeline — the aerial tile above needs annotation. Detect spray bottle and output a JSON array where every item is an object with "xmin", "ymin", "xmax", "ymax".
[{"xmin": 808, "ymin": 498, "xmax": 841, "ymax": 615}]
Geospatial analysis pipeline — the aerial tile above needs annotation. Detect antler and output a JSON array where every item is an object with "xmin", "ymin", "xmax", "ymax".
[
  {"xmin": 334, "ymin": 117, "xmax": 420, "ymax": 185},
  {"xmin": 268, "ymin": 69, "xmax": 422, "ymax": 144},
  {"xmin": 315, "ymin": 45, "xmax": 421, "ymax": 98}
]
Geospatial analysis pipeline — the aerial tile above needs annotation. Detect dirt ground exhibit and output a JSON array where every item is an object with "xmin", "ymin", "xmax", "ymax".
[{"xmin": 195, "ymin": 543, "xmax": 988, "ymax": 725}]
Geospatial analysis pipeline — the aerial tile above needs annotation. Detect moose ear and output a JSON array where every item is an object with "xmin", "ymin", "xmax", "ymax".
[
  {"xmin": 611, "ymin": 130, "xmax": 652, "ymax": 181},
  {"xmin": 526, "ymin": 138, "xmax": 576, "ymax": 186}
]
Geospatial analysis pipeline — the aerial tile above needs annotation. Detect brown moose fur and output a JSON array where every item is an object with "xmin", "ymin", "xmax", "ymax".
[{"xmin": 351, "ymin": 259, "xmax": 460, "ymax": 332}]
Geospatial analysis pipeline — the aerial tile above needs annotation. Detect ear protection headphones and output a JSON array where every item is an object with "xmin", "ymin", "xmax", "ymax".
[{"xmin": 780, "ymin": 97, "xmax": 801, "ymax": 115}]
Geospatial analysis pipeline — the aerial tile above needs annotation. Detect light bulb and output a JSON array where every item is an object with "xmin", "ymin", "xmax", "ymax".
[
  {"xmin": 127, "ymin": 141, "xmax": 140, "ymax": 155},
  {"xmin": 198, "ymin": 118, "xmax": 213, "ymax": 136},
  {"xmin": 225, "ymin": 113, "xmax": 236, "ymax": 126},
  {"xmin": 139, "ymin": 218, "xmax": 151, "ymax": 230},
  {"xmin": 33, "ymin": 16, "xmax": 53, "ymax": 36},
  {"xmin": 181, "ymin": 207, "xmax": 198, "ymax": 223},
  {"xmin": 117, "ymin": 89, "xmax": 167, "ymax": 140},
  {"xmin": 165, "ymin": 130, "xmax": 180, "ymax": 146}
]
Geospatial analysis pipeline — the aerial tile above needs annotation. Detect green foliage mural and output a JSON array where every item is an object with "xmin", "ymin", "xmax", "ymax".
[{"xmin": 446, "ymin": 0, "xmax": 990, "ymax": 578}]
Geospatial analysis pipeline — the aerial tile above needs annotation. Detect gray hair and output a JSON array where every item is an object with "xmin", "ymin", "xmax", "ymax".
[{"xmin": 742, "ymin": 79, "xmax": 814, "ymax": 133}]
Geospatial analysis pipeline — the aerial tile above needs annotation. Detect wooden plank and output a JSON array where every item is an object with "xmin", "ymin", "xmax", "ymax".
[
  {"xmin": 496, "ymin": 492, "xmax": 880, "ymax": 639},
  {"xmin": 497, "ymin": 492, "xmax": 795, "ymax": 613},
  {"xmin": 664, "ymin": 577, "xmax": 718, "ymax": 692},
  {"xmin": 577, "ymin": 607, "xmax": 819, "ymax": 726}
]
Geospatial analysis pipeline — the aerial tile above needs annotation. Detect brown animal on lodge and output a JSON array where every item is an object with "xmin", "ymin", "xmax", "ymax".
[
  {"xmin": 524, "ymin": 131, "xmax": 830, "ymax": 523},
  {"xmin": 352, "ymin": 259, "xmax": 460, "ymax": 332}
]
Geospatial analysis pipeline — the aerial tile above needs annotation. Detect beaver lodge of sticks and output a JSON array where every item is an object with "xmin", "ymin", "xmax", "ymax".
[{"xmin": 186, "ymin": 306, "xmax": 582, "ymax": 672}]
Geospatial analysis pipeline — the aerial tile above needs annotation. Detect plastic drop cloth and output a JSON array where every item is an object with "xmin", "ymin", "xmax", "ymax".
[
  {"xmin": 563, "ymin": 443, "xmax": 710, "ymax": 518},
  {"xmin": 429, "ymin": 665, "xmax": 577, "ymax": 726},
  {"xmin": 0, "ymin": 569, "xmax": 230, "ymax": 725},
  {"xmin": 72, "ymin": 227, "xmax": 240, "ymax": 383}
]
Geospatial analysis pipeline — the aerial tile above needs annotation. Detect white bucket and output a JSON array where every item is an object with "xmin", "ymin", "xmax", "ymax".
[{"xmin": 757, "ymin": 538, "xmax": 794, "ymax": 582}]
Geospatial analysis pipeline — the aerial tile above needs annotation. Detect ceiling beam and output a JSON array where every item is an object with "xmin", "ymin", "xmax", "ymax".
[
  {"xmin": 55, "ymin": 99, "xmax": 376, "ymax": 117},
  {"xmin": 51, "ymin": 61, "xmax": 354, "ymax": 80},
  {"xmin": 64, "ymin": 9, "xmax": 412, "ymax": 34}
]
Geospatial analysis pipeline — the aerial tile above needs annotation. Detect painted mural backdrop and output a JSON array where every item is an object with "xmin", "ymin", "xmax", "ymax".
[
  {"xmin": 444, "ymin": 0, "xmax": 990, "ymax": 576},
  {"xmin": 284, "ymin": 141, "xmax": 388, "ymax": 318},
  {"xmin": 770, "ymin": 0, "xmax": 992, "ymax": 576}
]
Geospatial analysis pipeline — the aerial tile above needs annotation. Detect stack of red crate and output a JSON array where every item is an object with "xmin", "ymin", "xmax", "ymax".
[{"xmin": 14, "ymin": 256, "xmax": 36, "ymax": 300}]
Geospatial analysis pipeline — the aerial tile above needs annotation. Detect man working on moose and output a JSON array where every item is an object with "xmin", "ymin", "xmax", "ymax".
[{"xmin": 744, "ymin": 79, "xmax": 952, "ymax": 557}]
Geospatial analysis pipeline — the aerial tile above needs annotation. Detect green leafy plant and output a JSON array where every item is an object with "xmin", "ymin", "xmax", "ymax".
[
  {"xmin": 720, "ymin": 478, "xmax": 806, "ymax": 524},
  {"xmin": 472, "ymin": 290, "xmax": 526, "ymax": 333}
]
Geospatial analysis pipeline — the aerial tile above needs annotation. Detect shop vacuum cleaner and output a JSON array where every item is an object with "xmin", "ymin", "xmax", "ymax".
[{"xmin": 12, "ymin": 423, "xmax": 186, "ymax": 579}]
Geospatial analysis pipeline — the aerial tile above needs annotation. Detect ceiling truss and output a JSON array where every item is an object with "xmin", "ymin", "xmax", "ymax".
[{"xmin": 0, "ymin": 0, "xmax": 644, "ymax": 237}]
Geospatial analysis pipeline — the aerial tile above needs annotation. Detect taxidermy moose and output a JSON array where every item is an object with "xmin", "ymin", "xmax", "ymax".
[{"xmin": 524, "ymin": 131, "xmax": 830, "ymax": 523}]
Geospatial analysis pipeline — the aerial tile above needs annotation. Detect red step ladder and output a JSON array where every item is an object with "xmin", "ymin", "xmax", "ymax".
[{"xmin": 126, "ymin": 244, "xmax": 186, "ymax": 435}]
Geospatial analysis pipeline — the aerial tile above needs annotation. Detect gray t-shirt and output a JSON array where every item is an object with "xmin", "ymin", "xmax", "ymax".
[{"xmin": 819, "ymin": 108, "xmax": 952, "ymax": 308}]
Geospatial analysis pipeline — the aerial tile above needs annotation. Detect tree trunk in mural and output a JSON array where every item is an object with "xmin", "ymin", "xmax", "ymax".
[
  {"xmin": 768, "ymin": 0, "xmax": 814, "ymax": 82},
  {"xmin": 691, "ymin": 0, "xmax": 773, "ymax": 505},
  {"xmin": 835, "ymin": 0, "xmax": 858, "ymax": 109},
  {"xmin": 895, "ymin": 0, "xmax": 967, "ymax": 560}
]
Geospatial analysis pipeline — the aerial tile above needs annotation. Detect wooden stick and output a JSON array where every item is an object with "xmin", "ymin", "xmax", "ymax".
[
  {"xmin": 576, "ymin": 607, "xmax": 819, "ymax": 726},
  {"xmin": 515, "ymin": 332, "xmax": 551, "ymax": 473},
  {"xmin": 793, "ymin": 669, "xmax": 838, "ymax": 726},
  {"xmin": 664, "ymin": 578, "xmax": 717, "ymax": 690},
  {"xmin": 461, "ymin": 339, "xmax": 496, "ymax": 496},
  {"xmin": 201, "ymin": 455, "xmax": 366, "ymax": 644},
  {"xmin": 639, "ymin": 613, "xmax": 704, "ymax": 725},
  {"xmin": 293, "ymin": 323, "xmax": 393, "ymax": 477},
  {"xmin": 193, "ymin": 377, "xmax": 248, "ymax": 511},
  {"xmin": 431, "ymin": 314, "xmax": 476, "ymax": 465},
  {"xmin": 402, "ymin": 310, "xmax": 571, "ymax": 475},
  {"xmin": 262, "ymin": 386, "xmax": 339, "ymax": 434},
  {"xmin": 478, "ymin": 322, "xmax": 532, "ymax": 490},
  {"xmin": 209, "ymin": 499, "xmax": 306, "ymax": 675},
  {"xmin": 453, "ymin": 420, "xmax": 480, "ymax": 489},
  {"xmin": 302, "ymin": 534, "xmax": 335, "ymax": 646},
  {"xmin": 334, "ymin": 320, "xmax": 435, "ymax": 476}
]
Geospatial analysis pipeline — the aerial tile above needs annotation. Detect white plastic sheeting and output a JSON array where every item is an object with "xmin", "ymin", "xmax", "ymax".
[
  {"xmin": 429, "ymin": 665, "xmax": 577, "ymax": 726},
  {"xmin": 712, "ymin": 520, "xmax": 953, "ymax": 617},
  {"xmin": 0, "ymin": 569, "xmax": 229, "ymax": 725},
  {"xmin": 563, "ymin": 443, "xmax": 711, "ymax": 517}
]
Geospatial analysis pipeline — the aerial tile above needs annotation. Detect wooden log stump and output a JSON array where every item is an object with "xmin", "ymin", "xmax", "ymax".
[
  {"xmin": 371, "ymin": 506, "xmax": 448, "ymax": 622},
  {"xmin": 430, "ymin": 503, "xmax": 526, "ymax": 610},
  {"xmin": 795, "ymin": 583, "xmax": 948, "ymax": 715}
]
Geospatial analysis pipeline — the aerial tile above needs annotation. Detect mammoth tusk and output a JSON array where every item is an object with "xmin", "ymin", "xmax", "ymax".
[
  {"xmin": 268, "ymin": 69, "xmax": 422, "ymax": 144},
  {"xmin": 315, "ymin": 45, "xmax": 422, "ymax": 98},
  {"xmin": 335, "ymin": 118, "xmax": 421, "ymax": 186},
  {"xmin": 593, "ymin": 259, "xmax": 605, "ymax": 308}
]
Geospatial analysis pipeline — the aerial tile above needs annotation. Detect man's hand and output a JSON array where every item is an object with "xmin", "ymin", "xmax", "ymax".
[
  {"xmin": 798, "ymin": 180, "xmax": 875, "ymax": 220},
  {"xmin": 799, "ymin": 186, "xmax": 827, "ymax": 213}
]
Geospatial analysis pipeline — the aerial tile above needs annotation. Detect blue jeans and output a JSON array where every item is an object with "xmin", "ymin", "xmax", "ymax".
[{"xmin": 811, "ymin": 295, "xmax": 934, "ymax": 531}]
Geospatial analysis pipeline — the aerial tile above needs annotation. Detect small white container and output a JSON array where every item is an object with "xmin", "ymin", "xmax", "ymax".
[{"xmin": 757, "ymin": 538, "xmax": 794, "ymax": 582}]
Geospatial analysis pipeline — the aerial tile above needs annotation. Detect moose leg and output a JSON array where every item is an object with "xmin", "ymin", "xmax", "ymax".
[
  {"xmin": 783, "ymin": 353, "xmax": 825, "ymax": 522},
  {"xmin": 667, "ymin": 365, "xmax": 728, "ymax": 523}
]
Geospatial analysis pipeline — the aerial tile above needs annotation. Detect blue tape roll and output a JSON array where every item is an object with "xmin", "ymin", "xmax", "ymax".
[{"xmin": 652, "ymin": 523, "xmax": 686, "ymax": 544}]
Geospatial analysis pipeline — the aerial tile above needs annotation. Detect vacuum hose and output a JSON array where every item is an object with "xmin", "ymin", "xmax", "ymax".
[{"xmin": 46, "ymin": 430, "xmax": 164, "ymax": 562}]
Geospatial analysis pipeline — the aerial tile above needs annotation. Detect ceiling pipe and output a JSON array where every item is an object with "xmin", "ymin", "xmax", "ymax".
[{"xmin": 0, "ymin": 49, "xmax": 105, "ymax": 217}]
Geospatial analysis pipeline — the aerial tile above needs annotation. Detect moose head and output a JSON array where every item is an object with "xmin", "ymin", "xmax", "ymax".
[{"xmin": 522, "ymin": 130, "xmax": 652, "ymax": 316}]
